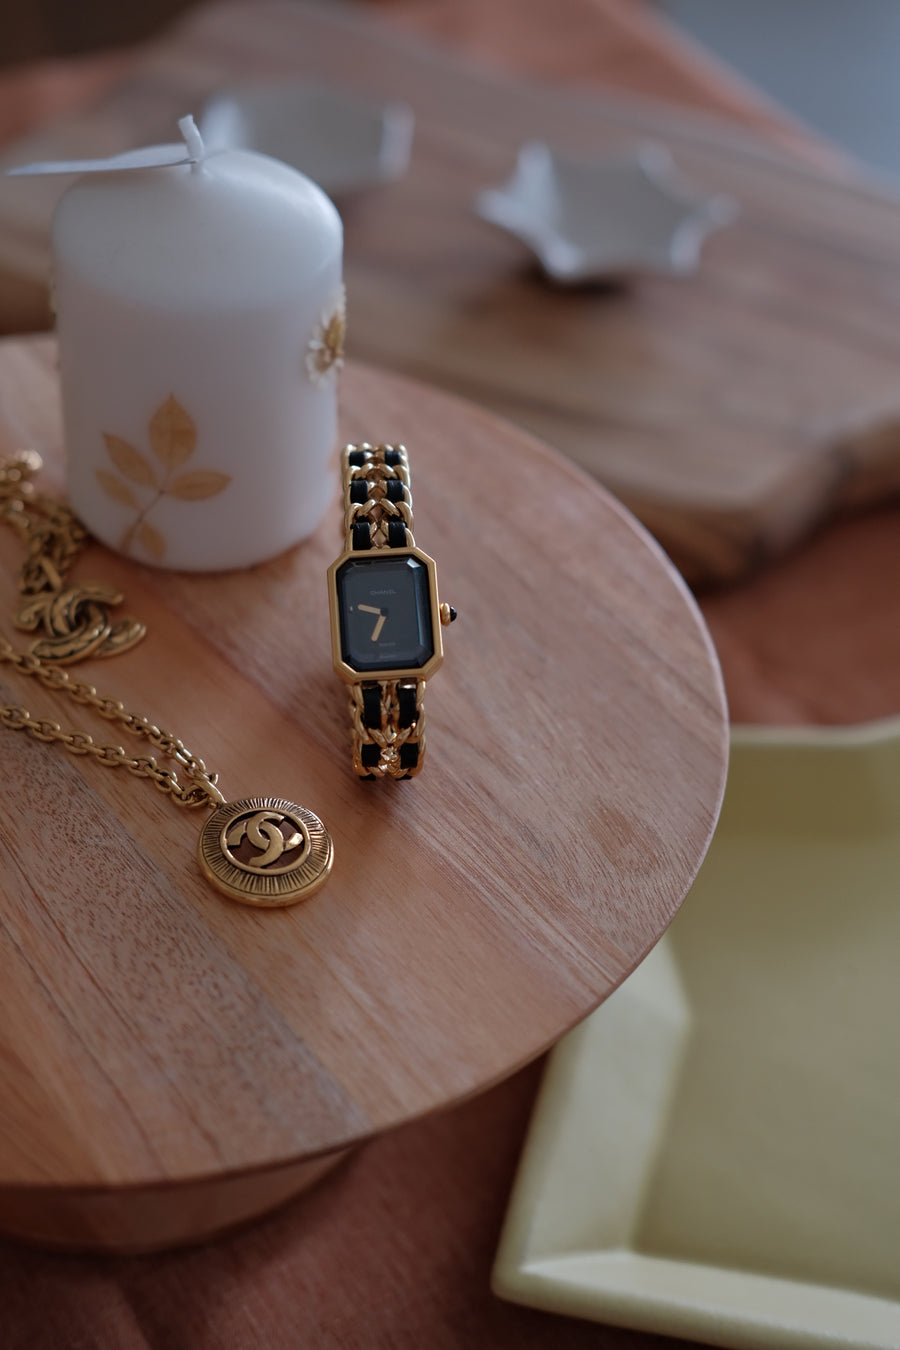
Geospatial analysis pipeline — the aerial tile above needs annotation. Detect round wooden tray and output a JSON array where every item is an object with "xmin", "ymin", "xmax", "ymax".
[{"xmin": 0, "ymin": 338, "xmax": 728, "ymax": 1252}]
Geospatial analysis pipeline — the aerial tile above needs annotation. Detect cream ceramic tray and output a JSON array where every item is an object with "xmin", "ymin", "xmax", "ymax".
[{"xmin": 494, "ymin": 722, "xmax": 900, "ymax": 1350}]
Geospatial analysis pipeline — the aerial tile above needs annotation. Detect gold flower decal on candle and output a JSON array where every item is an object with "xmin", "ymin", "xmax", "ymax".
[
  {"xmin": 306, "ymin": 285, "xmax": 346, "ymax": 384},
  {"xmin": 97, "ymin": 395, "xmax": 231, "ymax": 561}
]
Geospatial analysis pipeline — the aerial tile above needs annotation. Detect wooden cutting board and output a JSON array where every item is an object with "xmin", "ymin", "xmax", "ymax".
[
  {"xmin": 1, "ymin": 5, "xmax": 900, "ymax": 586},
  {"xmin": 0, "ymin": 336, "xmax": 727, "ymax": 1252}
]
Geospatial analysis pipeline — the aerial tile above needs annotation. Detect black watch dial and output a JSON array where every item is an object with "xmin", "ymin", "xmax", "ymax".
[{"xmin": 337, "ymin": 554, "xmax": 435, "ymax": 672}]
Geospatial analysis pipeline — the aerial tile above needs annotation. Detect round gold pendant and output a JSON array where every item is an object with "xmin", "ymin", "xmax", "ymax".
[{"xmin": 197, "ymin": 797, "xmax": 333, "ymax": 907}]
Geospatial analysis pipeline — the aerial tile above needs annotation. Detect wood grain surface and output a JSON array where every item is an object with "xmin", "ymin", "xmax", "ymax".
[
  {"xmin": 0, "ymin": 2, "xmax": 899, "ymax": 584},
  {"xmin": 0, "ymin": 335, "xmax": 727, "ymax": 1249}
]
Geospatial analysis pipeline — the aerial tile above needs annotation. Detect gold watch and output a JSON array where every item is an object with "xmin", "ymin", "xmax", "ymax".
[{"xmin": 327, "ymin": 442, "xmax": 456, "ymax": 779}]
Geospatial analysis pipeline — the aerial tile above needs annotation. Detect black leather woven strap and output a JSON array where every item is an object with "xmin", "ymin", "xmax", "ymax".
[
  {"xmin": 349, "ymin": 678, "xmax": 426, "ymax": 780},
  {"xmin": 343, "ymin": 443, "xmax": 413, "ymax": 552}
]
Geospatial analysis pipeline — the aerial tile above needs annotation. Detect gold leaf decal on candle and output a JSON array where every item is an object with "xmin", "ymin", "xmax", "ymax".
[
  {"xmin": 96, "ymin": 469, "xmax": 138, "ymax": 510},
  {"xmin": 149, "ymin": 395, "xmax": 197, "ymax": 468},
  {"xmin": 103, "ymin": 434, "xmax": 156, "ymax": 487},
  {"xmin": 101, "ymin": 395, "xmax": 231, "ymax": 562},
  {"xmin": 306, "ymin": 284, "xmax": 346, "ymax": 384},
  {"xmin": 137, "ymin": 522, "xmax": 165, "ymax": 561},
  {"xmin": 168, "ymin": 470, "xmax": 231, "ymax": 501}
]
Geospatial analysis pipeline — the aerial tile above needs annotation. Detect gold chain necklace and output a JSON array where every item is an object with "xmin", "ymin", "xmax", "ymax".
[
  {"xmin": 0, "ymin": 452, "xmax": 333, "ymax": 907},
  {"xmin": 0, "ymin": 447, "xmax": 146, "ymax": 663}
]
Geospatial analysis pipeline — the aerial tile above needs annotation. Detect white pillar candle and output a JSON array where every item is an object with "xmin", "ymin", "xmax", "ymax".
[{"xmin": 50, "ymin": 117, "xmax": 344, "ymax": 571}]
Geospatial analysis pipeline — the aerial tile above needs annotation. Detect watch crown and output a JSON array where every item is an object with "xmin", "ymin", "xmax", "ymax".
[{"xmin": 440, "ymin": 603, "xmax": 458, "ymax": 626}]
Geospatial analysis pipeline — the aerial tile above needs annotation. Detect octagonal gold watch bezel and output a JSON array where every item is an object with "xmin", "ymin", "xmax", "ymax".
[{"xmin": 327, "ymin": 544, "xmax": 445, "ymax": 683}]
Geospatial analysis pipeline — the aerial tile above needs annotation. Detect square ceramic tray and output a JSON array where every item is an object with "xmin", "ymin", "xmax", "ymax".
[{"xmin": 493, "ymin": 722, "xmax": 900, "ymax": 1350}]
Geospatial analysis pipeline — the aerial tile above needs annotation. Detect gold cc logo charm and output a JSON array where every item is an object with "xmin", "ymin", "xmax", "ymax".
[
  {"xmin": 198, "ymin": 797, "xmax": 333, "ymax": 907},
  {"xmin": 224, "ymin": 809, "xmax": 306, "ymax": 872},
  {"xmin": 16, "ymin": 584, "xmax": 145, "ymax": 664}
]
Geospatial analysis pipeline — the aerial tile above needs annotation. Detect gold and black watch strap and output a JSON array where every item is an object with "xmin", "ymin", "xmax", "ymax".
[
  {"xmin": 350, "ymin": 677, "xmax": 425, "ymax": 780},
  {"xmin": 343, "ymin": 443, "xmax": 414, "ymax": 552},
  {"xmin": 341, "ymin": 443, "xmax": 424, "ymax": 780}
]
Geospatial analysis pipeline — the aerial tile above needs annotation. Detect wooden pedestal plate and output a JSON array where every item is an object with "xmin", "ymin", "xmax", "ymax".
[{"xmin": 0, "ymin": 337, "xmax": 728, "ymax": 1253}]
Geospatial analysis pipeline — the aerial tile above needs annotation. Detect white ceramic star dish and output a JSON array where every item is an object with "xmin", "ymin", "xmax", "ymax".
[
  {"xmin": 494, "ymin": 720, "xmax": 900, "ymax": 1350},
  {"xmin": 200, "ymin": 83, "xmax": 414, "ymax": 195},
  {"xmin": 476, "ymin": 140, "xmax": 736, "ymax": 282}
]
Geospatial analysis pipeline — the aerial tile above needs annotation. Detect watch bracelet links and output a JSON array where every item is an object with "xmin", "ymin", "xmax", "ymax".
[
  {"xmin": 343, "ymin": 442, "xmax": 414, "ymax": 551},
  {"xmin": 342, "ymin": 442, "xmax": 425, "ymax": 780},
  {"xmin": 349, "ymin": 678, "xmax": 425, "ymax": 780}
]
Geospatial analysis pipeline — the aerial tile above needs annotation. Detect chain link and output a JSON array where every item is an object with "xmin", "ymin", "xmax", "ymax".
[
  {"xmin": 342, "ymin": 442, "xmax": 415, "ymax": 550},
  {"xmin": 348, "ymin": 679, "xmax": 426, "ymax": 779},
  {"xmin": 0, "ymin": 453, "xmax": 217, "ymax": 807},
  {"xmin": 0, "ymin": 630, "xmax": 223, "ymax": 809},
  {"xmin": 0, "ymin": 451, "xmax": 145, "ymax": 663},
  {"xmin": 0, "ymin": 450, "xmax": 87, "ymax": 597}
]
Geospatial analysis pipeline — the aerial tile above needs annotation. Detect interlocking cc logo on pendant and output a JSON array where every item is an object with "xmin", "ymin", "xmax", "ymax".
[
  {"xmin": 197, "ymin": 797, "xmax": 333, "ymax": 907},
  {"xmin": 16, "ymin": 583, "xmax": 145, "ymax": 664}
]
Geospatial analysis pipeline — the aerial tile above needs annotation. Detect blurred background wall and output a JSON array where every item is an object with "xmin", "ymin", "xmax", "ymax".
[
  {"xmin": 2, "ymin": 0, "xmax": 899, "ymax": 174},
  {"xmin": 0, "ymin": 0, "xmax": 198, "ymax": 66},
  {"xmin": 661, "ymin": 0, "xmax": 900, "ymax": 174}
]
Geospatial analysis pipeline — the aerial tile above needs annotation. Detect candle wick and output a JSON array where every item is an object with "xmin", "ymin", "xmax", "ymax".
[{"xmin": 178, "ymin": 115, "xmax": 206, "ymax": 168}]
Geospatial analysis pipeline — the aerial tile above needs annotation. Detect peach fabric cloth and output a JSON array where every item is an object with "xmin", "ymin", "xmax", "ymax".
[{"xmin": 3, "ymin": 3, "xmax": 892, "ymax": 1348}]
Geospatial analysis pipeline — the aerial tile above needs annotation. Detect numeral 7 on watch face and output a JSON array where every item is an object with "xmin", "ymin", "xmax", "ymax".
[{"xmin": 358, "ymin": 603, "xmax": 386, "ymax": 641}]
